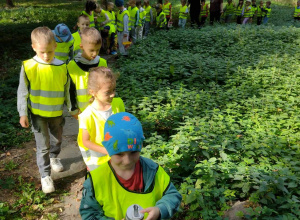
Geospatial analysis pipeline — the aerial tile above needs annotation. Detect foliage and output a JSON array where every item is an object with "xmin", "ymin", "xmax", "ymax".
[{"xmin": 117, "ymin": 24, "xmax": 300, "ymax": 219}]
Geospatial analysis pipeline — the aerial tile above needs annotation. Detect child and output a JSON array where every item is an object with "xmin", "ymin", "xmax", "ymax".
[
  {"xmin": 82, "ymin": 0, "xmax": 97, "ymax": 27},
  {"xmin": 68, "ymin": 27, "xmax": 107, "ymax": 115},
  {"xmin": 105, "ymin": 2, "xmax": 118, "ymax": 55},
  {"xmin": 155, "ymin": 4, "xmax": 167, "ymax": 29},
  {"xmin": 235, "ymin": 0, "xmax": 244, "ymax": 24},
  {"xmin": 95, "ymin": 4, "xmax": 110, "ymax": 32},
  {"xmin": 243, "ymin": 0, "xmax": 252, "ymax": 24},
  {"xmin": 17, "ymin": 27, "xmax": 75, "ymax": 194},
  {"xmin": 251, "ymin": 0, "xmax": 257, "ymax": 23},
  {"xmin": 162, "ymin": 0, "xmax": 172, "ymax": 27},
  {"xmin": 200, "ymin": 0, "xmax": 209, "ymax": 26},
  {"xmin": 72, "ymin": 15, "xmax": 90, "ymax": 56},
  {"xmin": 52, "ymin": 23, "xmax": 74, "ymax": 63},
  {"xmin": 256, "ymin": 0, "xmax": 264, "ymax": 25},
  {"xmin": 79, "ymin": 112, "xmax": 182, "ymax": 219},
  {"xmin": 136, "ymin": 0, "xmax": 146, "ymax": 39},
  {"xmin": 262, "ymin": 1, "xmax": 271, "ymax": 24},
  {"xmin": 143, "ymin": 0, "xmax": 153, "ymax": 37},
  {"xmin": 178, "ymin": 0, "xmax": 188, "ymax": 28},
  {"xmin": 116, "ymin": 0, "xmax": 130, "ymax": 56},
  {"xmin": 224, "ymin": 0, "xmax": 235, "ymax": 23},
  {"xmin": 128, "ymin": 0, "xmax": 139, "ymax": 44},
  {"xmin": 77, "ymin": 67, "xmax": 125, "ymax": 171},
  {"xmin": 294, "ymin": 1, "xmax": 300, "ymax": 21}
]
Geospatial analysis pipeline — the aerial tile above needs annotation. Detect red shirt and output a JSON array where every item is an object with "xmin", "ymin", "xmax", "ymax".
[{"xmin": 114, "ymin": 160, "xmax": 144, "ymax": 192}]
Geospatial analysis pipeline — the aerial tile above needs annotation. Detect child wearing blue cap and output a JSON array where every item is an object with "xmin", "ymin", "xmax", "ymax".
[
  {"xmin": 79, "ymin": 112, "xmax": 182, "ymax": 219},
  {"xmin": 52, "ymin": 23, "xmax": 74, "ymax": 63}
]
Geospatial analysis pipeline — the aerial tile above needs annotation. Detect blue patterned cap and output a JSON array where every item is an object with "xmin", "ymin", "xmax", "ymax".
[
  {"xmin": 52, "ymin": 23, "xmax": 73, "ymax": 42},
  {"xmin": 102, "ymin": 112, "xmax": 145, "ymax": 157}
]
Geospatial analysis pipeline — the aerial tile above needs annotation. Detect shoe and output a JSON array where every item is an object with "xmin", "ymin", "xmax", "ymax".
[
  {"xmin": 111, "ymin": 51, "xmax": 117, "ymax": 55},
  {"xmin": 41, "ymin": 176, "xmax": 55, "ymax": 194},
  {"xmin": 50, "ymin": 158, "xmax": 64, "ymax": 172}
]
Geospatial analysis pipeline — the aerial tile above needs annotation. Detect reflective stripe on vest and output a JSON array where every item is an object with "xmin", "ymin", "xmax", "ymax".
[
  {"xmin": 251, "ymin": 5, "xmax": 257, "ymax": 16},
  {"xmin": 163, "ymin": 2, "xmax": 171, "ymax": 16},
  {"xmin": 257, "ymin": 6, "xmax": 263, "ymax": 16},
  {"xmin": 90, "ymin": 159, "xmax": 171, "ymax": 219},
  {"xmin": 128, "ymin": 6, "xmax": 139, "ymax": 29},
  {"xmin": 55, "ymin": 40, "xmax": 74, "ymax": 63},
  {"xmin": 117, "ymin": 9, "xmax": 130, "ymax": 32},
  {"xmin": 235, "ymin": 5, "xmax": 243, "ymax": 16},
  {"xmin": 72, "ymin": 31, "xmax": 82, "ymax": 56},
  {"xmin": 295, "ymin": 7, "xmax": 300, "ymax": 17},
  {"xmin": 144, "ymin": 5, "xmax": 152, "ymax": 22},
  {"xmin": 179, "ymin": 5, "xmax": 188, "ymax": 19},
  {"xmin": 67, "ymin": 58, "xmax": 107, "ymax": 112},
  {"xmin": 200, "ymin": 4, "xmax": 209, "ymax": 17},
  {"xmin": 77, "ymin": 98, "xmax": 125, "ymax": 171},
  {"xmin": 82, "ymin": 11, "xmax": 95, "ymax": 27},
  {"xmin": 96, "ymin": 10, "xmax": 107, "ymax": 30},
  {"xmin": 156, "ymin": 12, "xmax": 167, "ymax": 28},
  {"xmin": 106, "ymin": 10, "xmax": 116, "ymax": 33},
  {"xmin": 24, "ymin": 59, "xmax": 67, "ymax": 117},
  {"xmin": 226, "ymin": 3, "xmax": 235, "ymax": 15},
  {"xmin": 138, "ymin": 9, "xmax": 146, "ymax": 26}
]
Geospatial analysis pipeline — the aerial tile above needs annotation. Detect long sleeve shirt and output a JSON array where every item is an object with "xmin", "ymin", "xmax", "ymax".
[
  {"xmin": 17, "ymin": 55, "xmax": 73, "ymax": 117},
  {"xmin": 122, "ymin": 8, "xmax": 129, "ymax": 34}
]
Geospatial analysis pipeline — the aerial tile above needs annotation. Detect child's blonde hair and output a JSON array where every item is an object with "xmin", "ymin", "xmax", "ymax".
[
  {"xmin": 81, "ymin": 27, "xmax": 102, "ymax": 45},
  {"xmin": 78, "ymin": 14, "xmax": 90, "ymax": 23},
  {"xmin": 88, "ymin": 67, "xmax": 117, "ymax": 103},
  {"xmin": 144, "ymin": 0, "xmax": 149, "ymax": 5},
  {"xmin": 107, "ymin": 1, "xmax": 114, "ymax": 7},
  {"xmin": 31, "ymin": 26, "xmax": 55, "ymax": 45}
]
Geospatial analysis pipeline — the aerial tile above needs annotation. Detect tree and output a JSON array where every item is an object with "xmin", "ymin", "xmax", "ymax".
[{"xmin": 6, "ymin": 0, "xmax": 14, "ymax": 7}]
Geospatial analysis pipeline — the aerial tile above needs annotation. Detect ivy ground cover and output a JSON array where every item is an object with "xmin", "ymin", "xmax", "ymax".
[{"xmin": 117, "ymin": 25, "xmax": 300, "ymax": 219}]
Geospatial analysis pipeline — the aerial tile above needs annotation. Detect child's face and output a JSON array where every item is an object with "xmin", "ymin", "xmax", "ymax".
[
  {"xmin": 239, "ymin": 0, "xmax": 243, "ymax": 4},
  {"xmin": 78, "ymin": 18, "xmax": 90, "ymax": 32},
  {"xmin": 80, "ymin": 41, "xmax": 101, "ymax": 61},
  {"xmin": 266, "ymin": 2, "xmax": 270, "ymax": 6},
  {"xmin": 181, "ymin": 1, "xmax": 186, "ymax": 6},
  {"xmin": 91, "ymin": 81, "xmax": 115, "ymax": 105},
  {"xmin": 129, "ymin": 0, "xmax": 135, "ymax": 7},
  {"xmin": 260, "ymin": 1, "xmax": 263, "ymax": 6},
  {"xmin": 110, "ymin": 151, "xmax": 140, "ymax": 171},
  {"xmin": 32, "ymin": 41, "xmax": 56, "ymax": 63},
  {"xmin": 252, "ymin": 0, "xmax": 256, "ymax": 4}
]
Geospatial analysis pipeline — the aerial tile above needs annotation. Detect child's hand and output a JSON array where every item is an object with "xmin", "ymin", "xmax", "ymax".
[
  {"xmin": 20, "ymin": 116, "xmax": 29, "ymax": 128},
  {"xmin": 123, "ymin": 34, "xmax": 128, "ymax": 37},
  {"xmin": 140, "ymin": 207, "xmax": 160, "ymax": 220}
]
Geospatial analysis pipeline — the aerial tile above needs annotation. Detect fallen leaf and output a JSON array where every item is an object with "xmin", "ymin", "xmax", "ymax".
[
  {"xmin": 33, "ymin": 148, "xmax": 37, "ymax": 152},
  {"xmin": 76, "ymin": 198, "xmax": 81, "ymax": 202},
  {"xmin": 6, "ymin": 152, "xmax": 11, "ymax": 156}
]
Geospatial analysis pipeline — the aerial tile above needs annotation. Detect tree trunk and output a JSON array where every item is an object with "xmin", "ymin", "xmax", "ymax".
[{"xmin": 6, "ymin": 0, "xmax": 14, "ymax": 7}]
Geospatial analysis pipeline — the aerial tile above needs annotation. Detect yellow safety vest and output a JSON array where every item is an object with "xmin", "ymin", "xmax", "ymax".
[
  {"xmin": 96, "ymin": 10, "xmax": 107, "ymax": 30},
  {"xmin": 162, "ymin": 2, "xmax": 171, "ymax": 16},
  {"xmin": 263, "ymin": 7, "xmax": 271, "ymax": 18},
  {"xmin": 82, "ymin": 11, "xmax": 95, "ymax": 27},
  {"xmin": 200, "ymin": 4, "xmax": 209, "ymax": 17},
  {"xmin": 67, "ymin": 58, "xmax": 107, "ymax": 112},
  {"xmin": 78, "ymin": 98, "xmax": 125, "ymax": 171},
  {"xmin": 138, "ymin": 9, "xmax": 146, "ymax": 26},
  {"xmin": 54, "ymin": 39, "xmax": 74, "ymax": 63},
  {"xmin": 257, "ymin": 6, "xmax": 263, "ymax": 16},
  {"xmin": 156, "ymin": 11, "xmax": 167, "ymax": 28},
  {"xmin": 243, "ymin": 6, "xmax": 252, "ymax": 18},
  {"xmin": 117, "ymin": 9, "xmax": 130, "ymax": 32},
  {"xmin": 235, "ymin": 5, "xmax": 243, "ymax": 16},
  {"xmin": 23, "ymin": 59, "xmax": 67, "ymax": 117},
  {"xmin": 225, "ymin": 3, "xmax": 235, "ymax": 15},
  {"xmin": 128, "ymin": 6, "xmax": 139, "ymax": 30},
  {"xmin": 251, "ymin": 5, "xmax": 257, "ymax": 16},
  {"xmin": 144, "ymin": 5, "xmax": 152, "ymax": 22},
  {"xmin": 179, "ymin": 5, "xmax": 188, "ymax": 19},
  {"xmin": 90, "ymin": 159, "xmax": 171, "ymax": 219},
  {"xmin": 72, "ymin": 31, "xmax": 81, "ymax": 56},
  {"xmin": 295, "ymin": 6, "xmax": 300, "ymax": 17},
  {"xmin": 106, "ymin": 10, "xmax": 117, "ymax": 33}
]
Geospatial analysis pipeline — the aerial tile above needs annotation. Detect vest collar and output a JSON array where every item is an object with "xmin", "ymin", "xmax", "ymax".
[{"xmin": 33, "ymin": 55, "xmax": 64, "ymax": 65}]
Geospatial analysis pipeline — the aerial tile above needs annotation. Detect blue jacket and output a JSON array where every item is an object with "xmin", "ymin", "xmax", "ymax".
[{"xmin": 79, "ymin": 156, "xmax": 182, "ymax": 219}]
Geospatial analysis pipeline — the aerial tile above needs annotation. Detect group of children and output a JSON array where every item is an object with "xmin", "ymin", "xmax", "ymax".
[{"xmin": 17, "ymin": 1, "xmax": 182, "ymax": 218}]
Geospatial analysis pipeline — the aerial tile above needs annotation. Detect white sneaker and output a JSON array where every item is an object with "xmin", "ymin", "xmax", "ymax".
[
  {"xmin": 41, "ymin": 176, "xmax": 55, "ymax": 194},
  {"xmin": 50, "ymin": 158, "xmax": 64, "ymax": 172}
]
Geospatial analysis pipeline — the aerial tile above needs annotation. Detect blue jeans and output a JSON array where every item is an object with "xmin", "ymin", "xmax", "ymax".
[
  {"xmin": 178, "ymin": 18, "xmax": 187, "ymax": 28},
  {"xmin": 144, "ymin": 21, "xmax": 150, "ymax": 37},
  {"xmin": 31, "ymin": 112, "xmax": 65, "ymax": 177},
  {"xmin": 263, "ymin": 16, "xmax": 269, "ymax": 24}
]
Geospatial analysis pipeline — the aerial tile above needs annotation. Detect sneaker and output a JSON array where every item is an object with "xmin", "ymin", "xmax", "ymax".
[
  {"xmin": 41, "ymin": 176, "xmax": 55, "ymax": 194},
  {"xmin": 50, "ymin": 158, "xmax": 64, "ymax": 172},
  {"xmin": 111, "ymin": 51, "xmax": 117, "ymax": 55}
]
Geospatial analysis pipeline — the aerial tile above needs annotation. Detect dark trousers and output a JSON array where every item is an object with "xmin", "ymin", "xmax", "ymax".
[
  {"xmin": 236, "ymin": 15, "xmax": 242, "ymax": 24},
  {"xmin": 210, "ymin": 10, "xmax": 221, "ymax": 25},
  {"xmin": 200, "ymin": 16, "xmax": 207, "ymax": 26},
  {"xmin": 257, "ymin": 16, "xmax": 262, "ymax": 25},
  {"xmin": 190, "ymin": 8, "xmax": 200, "ymax": 27}
]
